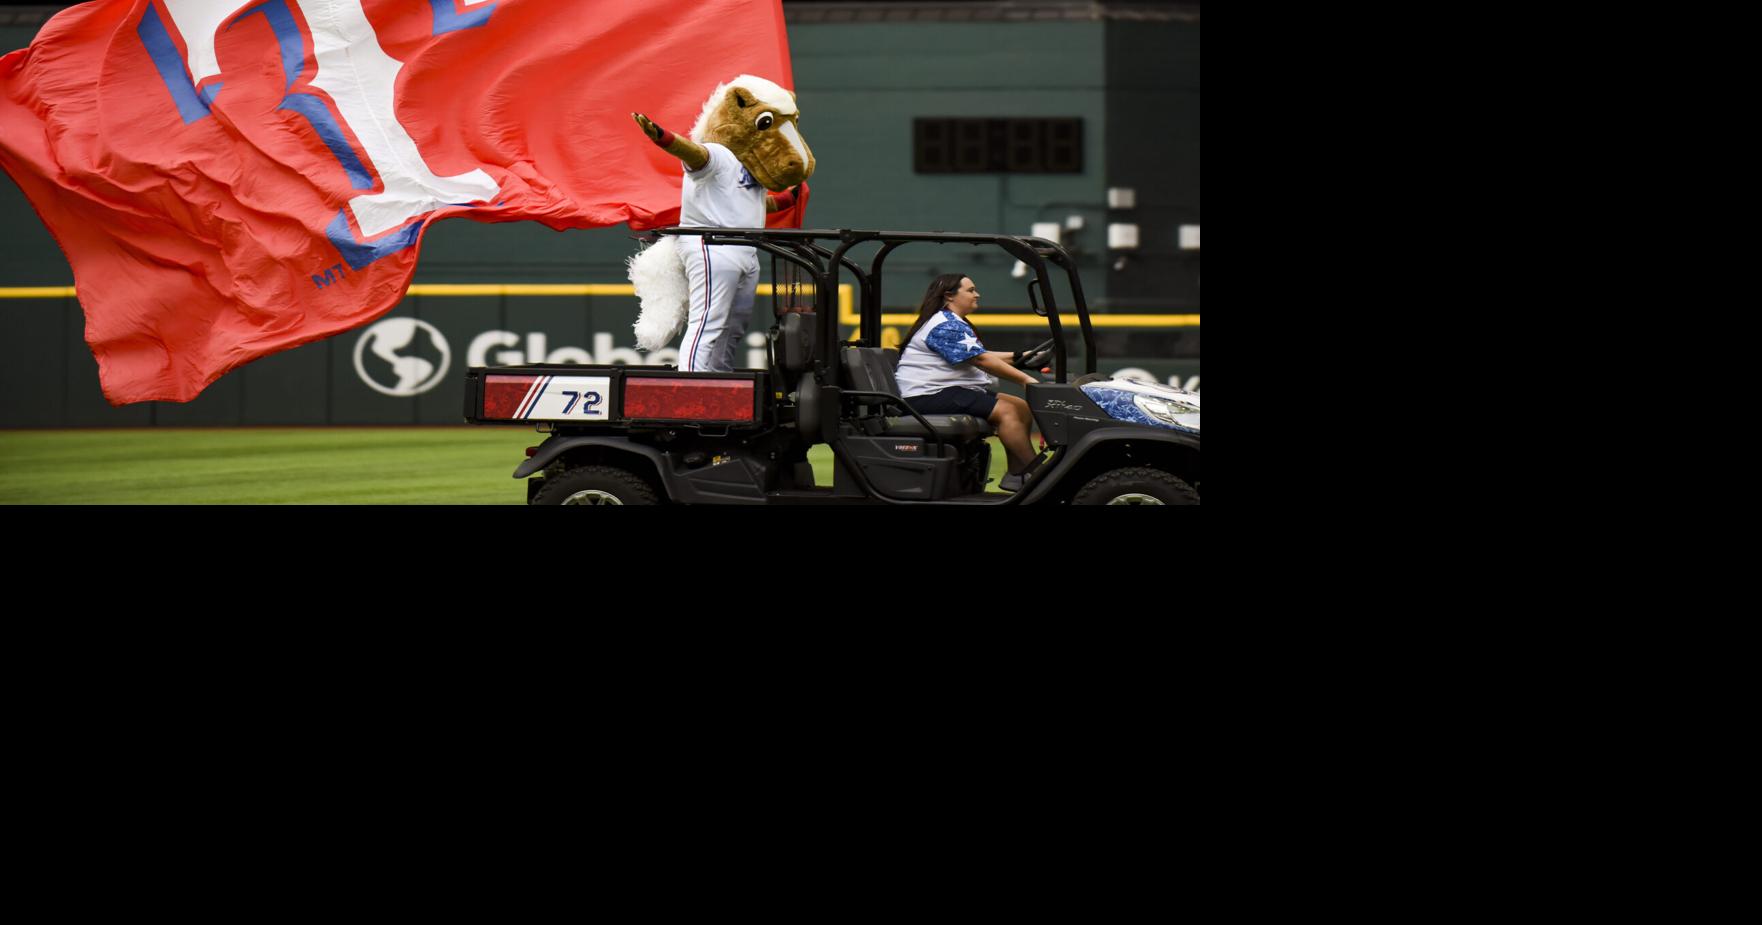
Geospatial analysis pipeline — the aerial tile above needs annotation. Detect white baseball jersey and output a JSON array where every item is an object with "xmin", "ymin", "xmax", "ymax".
[{"xmin": 680, "ymin": 143, "xmax": 766, "ymax": 234}]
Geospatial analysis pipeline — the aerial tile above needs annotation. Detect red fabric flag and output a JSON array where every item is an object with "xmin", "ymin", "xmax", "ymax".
[{"xmin": 0, "ymin": 0, "xmax": 794, "ymax": 404}]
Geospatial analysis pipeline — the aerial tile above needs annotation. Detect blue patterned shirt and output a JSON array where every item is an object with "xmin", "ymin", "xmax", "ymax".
[{"xmin": 895, "ymin": 310, "xmax": 992, "ymax": 399}]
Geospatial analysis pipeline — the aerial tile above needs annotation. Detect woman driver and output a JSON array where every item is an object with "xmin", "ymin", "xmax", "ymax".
[{"xmin": 895, "ymin": 273, "xmax": 1042, "ymax": 492}]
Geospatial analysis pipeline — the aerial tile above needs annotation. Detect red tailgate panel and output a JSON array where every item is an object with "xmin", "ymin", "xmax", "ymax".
[
  {"xmin": 624, "ymin": 378, "xmax": 754, "ymax": 422},
  {"xmin": 482, "ymin": 375, "xmax": 540, "ymax": 420}
]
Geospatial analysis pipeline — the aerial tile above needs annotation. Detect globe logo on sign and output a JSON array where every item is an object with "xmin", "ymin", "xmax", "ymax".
[{"xmin": 354, "ymin": 318, "xmax": 451, "ymax": 397}]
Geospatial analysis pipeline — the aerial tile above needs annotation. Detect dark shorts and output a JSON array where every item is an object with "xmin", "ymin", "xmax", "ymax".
[{"xmin": 904, "ymin": 386, "xmax": 997, "ymax": 419}]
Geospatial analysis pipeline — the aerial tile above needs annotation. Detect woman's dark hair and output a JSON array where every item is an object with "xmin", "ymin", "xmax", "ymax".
[{"xmin": 903, "ymin": 273, "xmax": 979, "ymax": 346}]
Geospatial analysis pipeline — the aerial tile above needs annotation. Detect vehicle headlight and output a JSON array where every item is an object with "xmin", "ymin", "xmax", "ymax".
[{"xmin": 1133, "ymin": 394, "xmax": 1200, "ymax": 429}]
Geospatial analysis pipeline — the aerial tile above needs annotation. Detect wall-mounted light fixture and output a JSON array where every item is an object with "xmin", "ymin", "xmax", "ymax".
[{"xmin": 1107, "ymin": 223, "xmax": 1140, "ymax": 250}]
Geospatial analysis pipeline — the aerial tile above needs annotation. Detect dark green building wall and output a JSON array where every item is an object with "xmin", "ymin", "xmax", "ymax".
[
  {"xmin": 0, "ymin": 5, "xmax": 1196, "ymax": 427},
  {"xmin": 1102, "ymin": 15, "xmax": 1201, "ymax": 363}
]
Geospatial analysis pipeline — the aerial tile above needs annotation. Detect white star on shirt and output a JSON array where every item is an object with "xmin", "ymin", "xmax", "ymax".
[{"xmin": 959, "ymin": 334, "xmax": 981, "ymax": 351}]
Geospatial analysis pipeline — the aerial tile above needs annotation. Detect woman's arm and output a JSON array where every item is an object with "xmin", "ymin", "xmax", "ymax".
[{"xmin": 970, "ymin": 352, "xmax": 1037, "ymax": 386}]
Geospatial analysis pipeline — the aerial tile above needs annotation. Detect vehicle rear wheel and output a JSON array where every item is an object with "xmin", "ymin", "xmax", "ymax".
[
  {"xmin": 1071, "ymin": 467, "xmax": 1199, "ymax": 505},
  {"xmin": 531, "ymin": 465, "xmax": 659, "ymax": 506}
]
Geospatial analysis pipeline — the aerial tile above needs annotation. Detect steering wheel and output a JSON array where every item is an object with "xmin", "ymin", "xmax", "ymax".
[{"xmin": 1011, "ymin": 338, "xmax": 1056, "ymax": 370}]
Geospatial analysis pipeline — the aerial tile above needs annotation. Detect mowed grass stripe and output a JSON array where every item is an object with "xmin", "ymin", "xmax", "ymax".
[
  {"xmin": 1, "ymin": 428, "xmax": 1016, "ymax": 503},
  {"xmin": 0, "ymin": 428, "xmax": 538, "ymax": 504}
]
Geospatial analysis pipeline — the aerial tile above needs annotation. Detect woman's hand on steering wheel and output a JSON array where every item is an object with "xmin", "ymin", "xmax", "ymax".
[{"xmin": 1011, "ymin": 338, "xmax": 1056, "ymax": 370}]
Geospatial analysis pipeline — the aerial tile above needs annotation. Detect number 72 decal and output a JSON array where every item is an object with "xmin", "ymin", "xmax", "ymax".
[
  {"xmin": 507, "ymin": 375, "xmax": 613, "ymax": 421},
  {"xmin": 560, "ymin": 391, "xmax": 604, "ymax": 415}
]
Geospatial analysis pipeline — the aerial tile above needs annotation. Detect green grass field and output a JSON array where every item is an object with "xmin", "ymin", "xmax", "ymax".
[{"xmin": 0, "ymin": 427, "xmax": 1012, "ymax": 503}]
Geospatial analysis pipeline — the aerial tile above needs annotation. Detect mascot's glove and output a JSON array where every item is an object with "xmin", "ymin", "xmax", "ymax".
[
  {"xmin": 633, "ymin": 112, "xmax": 674, "ymax": 147},
  {"xmin": 632, "ymin": 112, "xmax": 708, "ymax": 170},
  {"xmin": 768, "ymin": 184, "xmax": 804, "ymax": 212}
]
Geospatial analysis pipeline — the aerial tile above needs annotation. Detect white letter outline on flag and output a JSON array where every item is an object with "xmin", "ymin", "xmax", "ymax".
[{"xmin": 159, "ymin": 0, "xmax": 498, "ymax": 239}]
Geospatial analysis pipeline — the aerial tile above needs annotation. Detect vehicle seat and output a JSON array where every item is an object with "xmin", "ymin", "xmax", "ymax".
[
  {"xmin": 840, "ymin": 347, "xmax": 996, "ymax": 441},
  {"xmin": 772, "ymin": 311, "xmax": 815, "ymax": 392}
]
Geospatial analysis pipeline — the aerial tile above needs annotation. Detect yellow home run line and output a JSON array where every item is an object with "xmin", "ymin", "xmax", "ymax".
[
  {"xmin": 0, "ymin": 284, "xmax": 1197, "ymax": 326},
  {"xmin": 0, "ymin": 286, "xmax": 77, "ymax": 298},
  {"xmin": 406, "ymin": 284, "xmax": 634, "ymax": 296},
  {"xmin": 864, "ymin": 312, "xmax": 1201, "ymax": 328},
  {"xmin": 0, "ymin": 282, "xmax": 838, "ymax": 299}
]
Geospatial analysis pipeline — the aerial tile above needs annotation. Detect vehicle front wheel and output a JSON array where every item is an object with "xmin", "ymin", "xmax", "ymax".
[
  {"xmin": 1071, "ymin": 467, "xmax": 1199, "ymax": 505},
  {"xmin": 530, "ymin": 465, "xmax": 659, "ymax": 506}
]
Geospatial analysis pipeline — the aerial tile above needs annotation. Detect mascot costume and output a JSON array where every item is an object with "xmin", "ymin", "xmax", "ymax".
[{"xmin": 628, "ymin": 75, "xmax": 815, "ymax": 371}]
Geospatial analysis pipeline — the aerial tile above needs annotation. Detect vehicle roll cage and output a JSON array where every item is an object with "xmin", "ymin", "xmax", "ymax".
[{"xmin": 652, "ymin": 227, "xmax": 1097, "ymax": 383}]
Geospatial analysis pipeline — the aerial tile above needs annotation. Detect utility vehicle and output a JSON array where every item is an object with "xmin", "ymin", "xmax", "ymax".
[{"xmin": 463, "ymin": 227, "xmax": 1200, "ymax": 504}]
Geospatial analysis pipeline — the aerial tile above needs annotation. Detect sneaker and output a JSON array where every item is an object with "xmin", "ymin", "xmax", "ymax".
[{"xmin": 998, "ymin": 453, "xmax": 1052, "ymax": 493}]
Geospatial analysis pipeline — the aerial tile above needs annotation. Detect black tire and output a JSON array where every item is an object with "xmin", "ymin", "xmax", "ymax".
[
  {"xmin": 1071, "ymin": 467, "xmax": 1199, "ymax": 505},
  {"xmin": 530, "ymin": 465, "xmax": 660, "ymax": 506}
]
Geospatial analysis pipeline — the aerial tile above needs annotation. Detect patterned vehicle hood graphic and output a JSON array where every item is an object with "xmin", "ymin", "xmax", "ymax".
[{"xmin": 1079, "ymin": 379, "xmax": 1201, "ymax": 433}]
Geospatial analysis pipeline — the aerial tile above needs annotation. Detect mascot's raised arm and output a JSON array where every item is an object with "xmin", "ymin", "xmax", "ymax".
[{"xmin": 627, "ymin": 75, "xmax": 815, "ymax": 371}]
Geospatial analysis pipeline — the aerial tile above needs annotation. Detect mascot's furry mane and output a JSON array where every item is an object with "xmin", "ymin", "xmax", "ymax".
[{"xmin": 689, "ymin": 74, "xmax": 797, "ymax": 142}]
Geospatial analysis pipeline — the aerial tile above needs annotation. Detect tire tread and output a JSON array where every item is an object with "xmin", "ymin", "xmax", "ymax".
[
  {"xmin": 1072, "ymin": 466, "xmax": 1199, "ymax": 505},
  {"xmin": 531, "ymin": 465, "xmax": 660, "ymax": 505}
]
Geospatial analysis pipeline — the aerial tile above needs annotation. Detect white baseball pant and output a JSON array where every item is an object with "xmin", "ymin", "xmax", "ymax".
[{"xmin": 679, "ymin": 240, "xmax": 759, "ymax": 372}]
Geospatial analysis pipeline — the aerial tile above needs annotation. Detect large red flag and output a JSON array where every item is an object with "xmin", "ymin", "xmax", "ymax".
[{"xmin": 0, "ymin": 0, "xmax": 794, "ymax": 404}]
